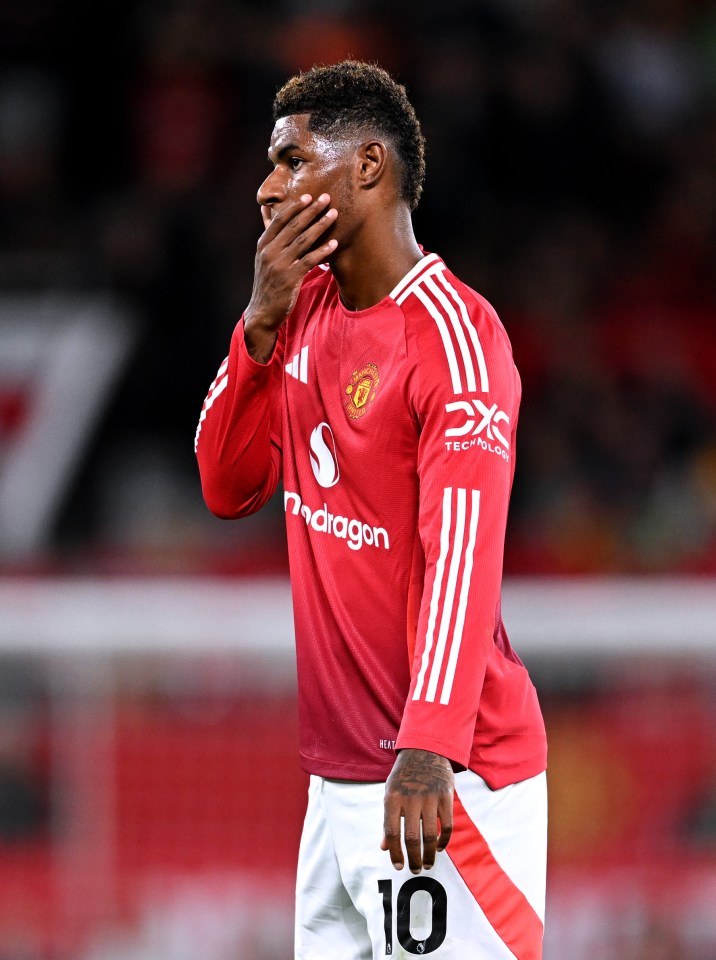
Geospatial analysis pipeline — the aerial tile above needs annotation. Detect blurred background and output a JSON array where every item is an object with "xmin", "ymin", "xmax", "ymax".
[{"xmin": 0, "ymin": 0, "xmax": 715, "ymax": 957}]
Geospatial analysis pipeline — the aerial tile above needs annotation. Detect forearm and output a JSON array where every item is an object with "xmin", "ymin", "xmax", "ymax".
[
  {"xmin": 196, "ymin": 318, "xmax": 283, "ymax": 518},
  {"xmin": 397, "ymin": 512, "xmax": 505, "ymax": 766}
]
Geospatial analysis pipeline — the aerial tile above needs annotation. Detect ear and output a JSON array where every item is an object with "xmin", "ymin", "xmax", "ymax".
[{"xmin": 355, "ymin": 140, "xmax": 388, "ymax": 190}]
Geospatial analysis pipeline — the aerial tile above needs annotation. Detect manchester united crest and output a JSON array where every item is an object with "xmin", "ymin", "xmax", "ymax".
[{"xmin": 344, "ymin": 363, "xmax": 380, "ymax": 420}]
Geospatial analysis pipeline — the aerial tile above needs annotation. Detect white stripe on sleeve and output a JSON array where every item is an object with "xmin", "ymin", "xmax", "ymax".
[
  {"xmin": 424, "ymin": 275, "xmax": 477, "ymax": 393},
  {"xmin": 413, "ymin": 285, "xmax": 463, "ymax": 394},
  {"xmin": 194, "ymin": 359, "xmax": 229, "ymax": 451},
  {"xmin": 412, "ymin": 487, "xmax": 481, "ymax": 706},
  {"xmin": 436, "ymin": 272, "xmax": 489, "ymax": 393},
  {"xmin": 389, "ymin": 253, "xmax": 441, "ymax": 301},
  {"xmin": 440, "ymin": 490, "xmax": 480, "ymax": 704},
  {"xmin": 413, "ymin": 487, "xmax": 452, "ymax": 700},
  {"xmin": 425, "ymin": 487, "xmax": 467, "ymax": 702}
]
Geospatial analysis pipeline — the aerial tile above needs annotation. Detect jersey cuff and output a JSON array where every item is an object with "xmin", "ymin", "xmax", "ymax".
[{"xmin": 394, "ymin": 732, "xmax": 471, "ymax": 769}]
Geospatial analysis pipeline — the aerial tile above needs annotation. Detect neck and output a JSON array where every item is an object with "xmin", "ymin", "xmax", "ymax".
[{"xmin": 330, "ymin": 204, "xmax": 422, "ymax": 311}]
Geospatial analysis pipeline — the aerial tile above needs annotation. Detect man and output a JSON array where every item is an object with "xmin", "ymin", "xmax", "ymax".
[{"xmin": 196, "ymin": 61, "xmax": 547, "ymax": 960}]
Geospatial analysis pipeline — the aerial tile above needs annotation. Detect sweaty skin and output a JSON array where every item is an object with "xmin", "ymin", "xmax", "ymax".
[{"xmin": 245, "ymin": 114, "xmax": 455, "ymax": 873}]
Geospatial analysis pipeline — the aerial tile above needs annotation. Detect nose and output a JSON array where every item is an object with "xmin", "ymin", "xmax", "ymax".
[{"xmin": 257, "ymin": 167, "xmax": 286, "ymax": 209}]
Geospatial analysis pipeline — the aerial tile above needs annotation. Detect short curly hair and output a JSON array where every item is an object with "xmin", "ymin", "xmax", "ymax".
[{"xmin": 273, "ymin": 61, "xmax": 426, "ymax": 211}]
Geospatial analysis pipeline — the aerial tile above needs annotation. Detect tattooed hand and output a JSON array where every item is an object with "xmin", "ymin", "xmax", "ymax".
[{"xmin": 381, "ymin": 748, "xmax": 454, "ymax": 874}]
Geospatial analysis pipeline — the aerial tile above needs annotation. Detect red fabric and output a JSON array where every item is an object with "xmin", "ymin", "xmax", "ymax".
[
  {"xmin": 449, "ymin": 791, "xmax": 544, "ymax": 959},
  {"xmin": 196, "ymin": 256, "xmax": 546, "ymax": 787}
]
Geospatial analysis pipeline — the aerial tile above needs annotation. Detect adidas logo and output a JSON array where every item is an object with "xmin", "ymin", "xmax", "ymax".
[{"xmin": 285, "ymin": 345, "xmax": 309, "ymax": 383}]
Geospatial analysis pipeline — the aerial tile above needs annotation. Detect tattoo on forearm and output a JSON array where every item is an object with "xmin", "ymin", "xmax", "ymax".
[{"xmin": 391, "ymin": 750, "xmax": 453, "ymax": 796}]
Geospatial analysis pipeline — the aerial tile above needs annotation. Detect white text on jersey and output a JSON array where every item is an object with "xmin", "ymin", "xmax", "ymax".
[
  {"xmin": 444, "ymin": 399, "xmax": 510, "ymax": 460},
  {"xmin": 284, "ymin": 491, "xmax": 390, "ymax": 552}
]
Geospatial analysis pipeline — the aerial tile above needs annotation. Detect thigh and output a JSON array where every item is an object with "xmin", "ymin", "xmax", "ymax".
[
  {"xmin": 325, "ymin": 771, "xmax": 547, "ymax": 960},
  {"xmin": 444, "ymin": 769, "xmax": 547, "ymax": 959},
  {"xmin": 295, "ymin": 775, "xmax": 373, "ymax": 960}
]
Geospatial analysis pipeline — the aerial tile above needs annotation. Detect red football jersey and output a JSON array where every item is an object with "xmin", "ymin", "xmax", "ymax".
[{"xmin": 196, "ymin": 253, "xmax": 547, "ymax": 787}]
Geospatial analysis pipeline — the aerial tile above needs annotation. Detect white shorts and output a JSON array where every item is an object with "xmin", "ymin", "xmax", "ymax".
[{"xmin": 295, "ymin": 769, "xmax": 547, "ymax": 959}]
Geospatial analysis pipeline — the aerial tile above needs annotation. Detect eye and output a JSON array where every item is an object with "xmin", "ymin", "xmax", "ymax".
[{"xmin": 290, "ymin": 157, "xmax": 304, "ymax": 170}]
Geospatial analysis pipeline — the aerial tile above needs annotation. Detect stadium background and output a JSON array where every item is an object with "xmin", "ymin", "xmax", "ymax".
[{"xmin": 1, "ymin": 0, "xmax": 715, "ymax": 957}]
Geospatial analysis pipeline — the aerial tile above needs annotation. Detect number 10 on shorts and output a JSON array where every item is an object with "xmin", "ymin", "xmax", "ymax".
[{"xmin": 378, "ymin": 877, "xmax": 448, "ymax": 955}]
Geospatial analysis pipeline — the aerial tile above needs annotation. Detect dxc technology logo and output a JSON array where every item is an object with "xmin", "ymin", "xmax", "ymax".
[{"xmin": 444, "ymin": 399, "xmax": 510, "ymax": 460}]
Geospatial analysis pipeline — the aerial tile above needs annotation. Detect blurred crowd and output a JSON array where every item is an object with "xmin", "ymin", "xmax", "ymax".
[{"xmin": 1, "ymin": 0, "xmax": 715, "ymax": 573}]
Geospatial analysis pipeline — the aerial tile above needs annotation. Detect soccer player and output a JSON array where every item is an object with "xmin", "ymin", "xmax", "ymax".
[{"xmin": 196, "ymin": 61, "xmax": 547, "ymax": 959}]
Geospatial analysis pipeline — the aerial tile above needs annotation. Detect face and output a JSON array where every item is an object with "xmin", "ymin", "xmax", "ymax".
[{"xmin": 257, "ymin": 114, "xmax": 356, "ymax": 228}]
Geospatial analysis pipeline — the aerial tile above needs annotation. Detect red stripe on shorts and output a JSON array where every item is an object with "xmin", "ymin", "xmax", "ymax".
[{"xmin": 447, "ymin": 790, "xmax": 543, "ymax": 960}]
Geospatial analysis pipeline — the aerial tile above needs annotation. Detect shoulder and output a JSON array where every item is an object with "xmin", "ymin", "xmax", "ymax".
[{"xmin": 394, "ymin": 255, "xmax": 514, "ymax": 398}]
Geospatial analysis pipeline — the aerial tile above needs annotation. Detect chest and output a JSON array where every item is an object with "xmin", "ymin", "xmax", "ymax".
[{"xmin": 282, "ymin": 297, "xmax": 417, "ymax": 491}]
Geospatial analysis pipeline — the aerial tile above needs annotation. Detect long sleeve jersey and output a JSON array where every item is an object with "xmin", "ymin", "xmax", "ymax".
[{"xmin": 196, "ymin": 253, "xmax": 547, "ymax": 788}]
